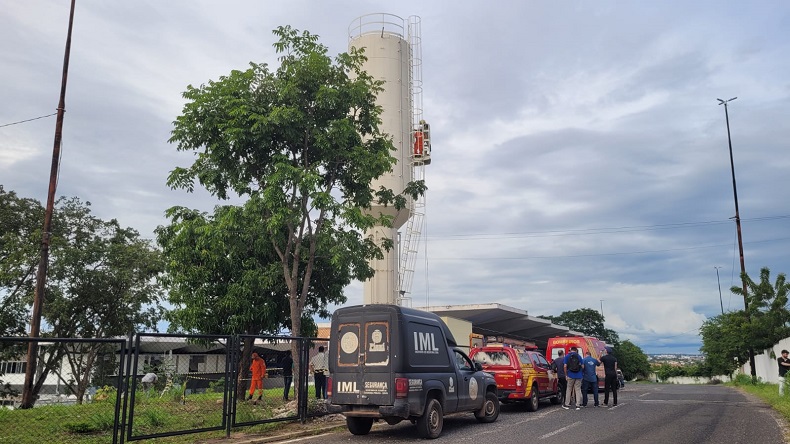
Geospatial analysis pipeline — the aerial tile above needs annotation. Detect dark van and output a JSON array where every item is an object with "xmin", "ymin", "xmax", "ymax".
[{"xmin": 328, "ymin": 304, "xmax": 499, "ymax": 439}]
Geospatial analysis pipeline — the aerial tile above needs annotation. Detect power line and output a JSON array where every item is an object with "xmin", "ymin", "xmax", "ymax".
[
  {"xmin": 0, "ymin": 113, "xmax": 58, "ymax": 128},
  {"xmin": 428, "ymin": 215, "xmax": 790, "ymax": 240},
  {"xmin": 429, "ymin": 236, "xmax": 790, "ymax": 260}
]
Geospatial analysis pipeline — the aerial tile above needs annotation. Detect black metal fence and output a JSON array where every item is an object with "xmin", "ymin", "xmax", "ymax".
[{"xmin": 0, "ymin": 334, "xmax": 330, "ymax": 443}]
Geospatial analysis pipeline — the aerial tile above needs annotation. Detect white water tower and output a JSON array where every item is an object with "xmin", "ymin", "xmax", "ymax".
[{"xmin": 349, "ymin": 14, "xmax": 421, "ymax": 305}]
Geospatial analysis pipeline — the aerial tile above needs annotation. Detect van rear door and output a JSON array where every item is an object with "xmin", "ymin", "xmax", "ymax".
[{"xmin": 332, "ymin": 310, "xmax": 395, "ymax": 407}]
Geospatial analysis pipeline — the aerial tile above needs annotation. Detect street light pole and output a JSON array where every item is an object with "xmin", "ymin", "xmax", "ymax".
[
  {"xmin": 714, "ymin": 266, "xmax": 724, "ymax": 315},
  {"xmin": 717, "ymin": 97, "xmax": 755, "ymax": 378},
  {"xmin": 600, "ymin": 300, "xmax": 604, "ymax": 319}
]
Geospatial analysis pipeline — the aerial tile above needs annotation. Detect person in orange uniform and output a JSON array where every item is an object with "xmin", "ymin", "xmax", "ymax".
[{"xmin": 248, "ymin": 352, "xmax": 267, "ymax": 402}]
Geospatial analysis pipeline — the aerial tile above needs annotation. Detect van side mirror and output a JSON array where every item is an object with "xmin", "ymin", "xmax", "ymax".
[{"xmin": 475, "ymin": 362, "xmax": 483, "ymax": 371}]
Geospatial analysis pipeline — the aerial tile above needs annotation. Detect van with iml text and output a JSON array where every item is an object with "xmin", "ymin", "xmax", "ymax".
[{"xmin": 327, "ymin": 304, "xmax": 499, "ymax": 439}]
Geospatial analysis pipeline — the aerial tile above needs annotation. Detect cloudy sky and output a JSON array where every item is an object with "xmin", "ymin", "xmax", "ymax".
[{"xmin": 3, "ymin": 1, "xmax": 789, "ymax": 354}]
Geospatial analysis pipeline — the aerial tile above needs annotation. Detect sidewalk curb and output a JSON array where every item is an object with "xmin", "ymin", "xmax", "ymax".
[{"xmin": 228, "ymin": 423, "xmax": 346, "ymax": 443}]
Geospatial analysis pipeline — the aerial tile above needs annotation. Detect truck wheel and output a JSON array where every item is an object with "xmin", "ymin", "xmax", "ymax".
[
  {"xmin": 416, "ymin": 398, "xmax": 443, "ymax": 439},
  {"xmin": 346, "ymin": 417, "xmax": 373, "ymax": 435},
  {"xmin": 526, "ymin": 385, "xmax": 539, "ymax": 412},
  {"xmin": 475, "ymin": 391, "xmax": 499, "ymax": 423},
  {"xmin": 550, "ymin": 386, "xmax": 563, "ymax": 405}
]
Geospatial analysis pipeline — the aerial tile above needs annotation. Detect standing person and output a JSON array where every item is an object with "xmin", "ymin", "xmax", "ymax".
[
  {"xmin": 778, "ymin": 349, "xmax": 790, "ymax": 395},
  {"xmin": 581, "ymin": 351, "xmax": 601, "ymax": 407},
  {"xmin": 552, "ymin": 350, "xmax": 567, "ymax": 405},
  {"xmin": 600, "ymin": 349, "xmax": 618, "ymax": 407},
  {"xmin": 563, "ymin": 346, "xmax": 584, "ymax": 410},
  {"xmin": 310, "ymin": 345, "xmax": 329, "ymax": 399},
  {"xmin": 281, "ymin": 351, "xmax": 294, "ymax": 401},
  {"xmin": 247, "ymin": 352, "xmax": 267, "ymax": 402}
]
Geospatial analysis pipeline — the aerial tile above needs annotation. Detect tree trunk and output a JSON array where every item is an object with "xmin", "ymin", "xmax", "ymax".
[{"xmin": 236, "ymin": 338, "xmax": 254, "ymax": 400}]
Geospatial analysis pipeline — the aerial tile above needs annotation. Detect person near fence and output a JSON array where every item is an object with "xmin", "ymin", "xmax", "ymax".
[
  {"xmin": 778, "ymin": 349, "xmax": 790, "ymax": 395},
  {"xmin": 247, "ymin": 351, "xmax": 267, "ymax": 402},
  {"xmin": 281, "ymin": 350, "xmax": 294, "ymax": 401},
  {"xmin": 310, "ymin": 346, "xmax": 329, "ymax": 399},
  {"xmin": 141, "ymin": 372, "xmax": 158, "ymax": 390}
]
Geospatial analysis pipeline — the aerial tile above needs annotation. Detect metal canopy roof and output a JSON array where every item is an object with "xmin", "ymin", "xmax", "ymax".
[{"xmin": 422, "ymin": 303, "xmax": 584, "ymax": 349}]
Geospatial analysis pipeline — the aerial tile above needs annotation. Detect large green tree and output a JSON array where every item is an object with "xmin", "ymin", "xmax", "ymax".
[
  {"xmin": 166, "ymin": 26, "xmax": 424, "ymax": 342},
  {"xmin": 157, "ymin": 202, "xmax": 358, "ymax": 396},
  {"xmin": 701, "ymin": 267, "xmax": 790, "ymax": 375},
  {"xmin": 540, "ymin": 308, "xmax": 620, "ymax": 345},
  {"xmin": 157, "ymin": 202, "xmax": 355, "ymax": 335},
  {"xmin": 612, "ymin": 340, "xmax": 650, "ymax": 380},
  {"xmin": 0, "ymin": 189, "xmax": 165, "ymax": 404},
  {"xmin": 700, "ymin": 312, "xmax": 749, "ymax": 375},
  {"xmin": 0, "ymin": 186, "xmax": 42, "ymax": 337},
  {"xmin": 735, "ymin": 267, "xmax": 790, "ymax": 349},
  {"xmin": 0, "ymin": 186, "xmax": 41, "ymax": 400}
]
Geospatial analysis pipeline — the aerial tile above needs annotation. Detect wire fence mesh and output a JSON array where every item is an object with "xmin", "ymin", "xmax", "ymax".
[{"xmin": 0, "ymin": 334, "xmax": 330, "ymax": 443}]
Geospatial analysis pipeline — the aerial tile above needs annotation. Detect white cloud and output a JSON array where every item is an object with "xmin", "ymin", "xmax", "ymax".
[{"xmin": 3, "ymin": 1, "xmax": 790, "ymax": 354}]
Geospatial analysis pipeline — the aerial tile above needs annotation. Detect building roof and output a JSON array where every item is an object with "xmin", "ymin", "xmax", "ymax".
[{"xmin": 421, "ymin": 303, "xmax": 585, "ymax": 349}]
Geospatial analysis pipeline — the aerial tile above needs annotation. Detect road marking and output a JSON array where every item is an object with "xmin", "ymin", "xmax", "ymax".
[
  {"xmin": 637, "ymin": 399, "xmax": 761, "ymax": 405},
  {"xmin": 512, "ymin": 408, "xmax": 554, "ymax": 425},
  {"xmin": 539, "ymin": 421, "xmax": 583, "ymax": 439},
  {"xmin": 639, "ymin": 392, "xmax": 650, "ymax": 397}
]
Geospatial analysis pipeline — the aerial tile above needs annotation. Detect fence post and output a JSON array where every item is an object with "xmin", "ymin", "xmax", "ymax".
[
  {"xmin": 225, "ymin": 335, "xmax": 238, "ymax": 437},
  {"xmin": 300, "ymin": 338, "xmax": 310, "ymax": 422},
  {"xmin": 118, "ymin": 333, "xmax": 134, "ymax": 444}
]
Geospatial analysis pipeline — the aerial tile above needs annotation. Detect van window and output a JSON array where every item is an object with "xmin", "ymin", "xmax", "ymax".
[
  {"xmin": 550, "ymin": 348, "xmax": 564, "ymax": 360},
  {"xmin": 472, "ymin": 351, "xmax": 512, "ymax": 366},
  {"xmin": 336, "ymin": 322, "xmax": 361, "ymax": 367},
  {"xmin": 454, "ymin": 350, "xmax": 474, "ymax": 371},
  {"xmin": 364, "ymin": 322, "xmax": 389, "ymax": 366}
]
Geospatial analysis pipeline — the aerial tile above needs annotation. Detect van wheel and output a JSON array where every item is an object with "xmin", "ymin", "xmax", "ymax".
[
  {"xmin": 416, "ymin": 398, "xmax": 443, "ymax": 439},
  {"xmin": 526, "ymin": 385, "xmax": 539, "ymax": 412},
  {"xmin": 346, "ymin": 417, "xmax": 373, "ymax": 435},
  {"xmin": 475, "ymin": 391, "xmax": 499, "ymax": 423}
]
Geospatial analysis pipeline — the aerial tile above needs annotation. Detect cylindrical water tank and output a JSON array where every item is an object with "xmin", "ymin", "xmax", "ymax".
[{"xmin": 349, "ymin": 14, "xmax": 413, "ymax": 229}]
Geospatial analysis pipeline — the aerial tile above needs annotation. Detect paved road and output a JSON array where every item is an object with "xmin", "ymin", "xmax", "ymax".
[{"xmin": 282, "ymin": 384, "xmax": 788, "ymax": 444}]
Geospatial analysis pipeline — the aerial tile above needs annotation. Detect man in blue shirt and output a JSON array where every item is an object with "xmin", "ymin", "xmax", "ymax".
[
  {"xmin": 563, "ymin": 346, "xmax": 584, "ymax": 410},
  {"xmin": 581, "ymin": 351, "xmax": 601, "ymax": 407}
]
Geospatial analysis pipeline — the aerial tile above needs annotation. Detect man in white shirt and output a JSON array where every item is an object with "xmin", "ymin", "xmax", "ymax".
[{"xmin": 309, "ymin": 346, "xmax": 329, "ymax": 399}]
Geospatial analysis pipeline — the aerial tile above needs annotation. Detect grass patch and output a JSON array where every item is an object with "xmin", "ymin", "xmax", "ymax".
[
  {"xmin": 730, "ymin": 377, "xmax": 790, "ymax": 420},
  {"xmin": 0, "ymin": 387, "xmax": 305, "ymax": 444}
]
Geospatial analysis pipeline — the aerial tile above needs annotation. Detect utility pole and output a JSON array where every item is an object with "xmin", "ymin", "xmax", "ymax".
[
  {"xmin": 21, "ymin": 0, "xmax": 76, "ymax": 409},
  {"xmin": 717, "ymin": 97, "xmax": 755, "ymax": 379},
  {"xmin": 714, "ymin": 266, "xmax": 724, "ymax": 315}
]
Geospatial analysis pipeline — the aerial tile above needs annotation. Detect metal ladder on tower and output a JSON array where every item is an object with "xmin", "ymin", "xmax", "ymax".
[{"xmin": 398, "ymin": 16, "xmax": 426, "ymax": 308}]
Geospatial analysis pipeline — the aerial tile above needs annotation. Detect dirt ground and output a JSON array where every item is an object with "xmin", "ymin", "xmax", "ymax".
[{"xmin": 196, "ymin": 413, "xmax": 346, "ymax": 444}]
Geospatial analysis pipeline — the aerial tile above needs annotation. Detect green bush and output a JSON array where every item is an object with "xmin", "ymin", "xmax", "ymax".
[
  {"xmin": 207, "ymin": 377, "xmax": 225, "ymax": 394},
  {"xmin": 63, "ymin": 420, "xmax": 97, "ymax": 434},
  {"xmin": 93, "ymin": 385, "xmax": 117, "ymax": 403},
  {"xmin": 732, "ymin": 373, "xmax": 765, "ymax": 386}
]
